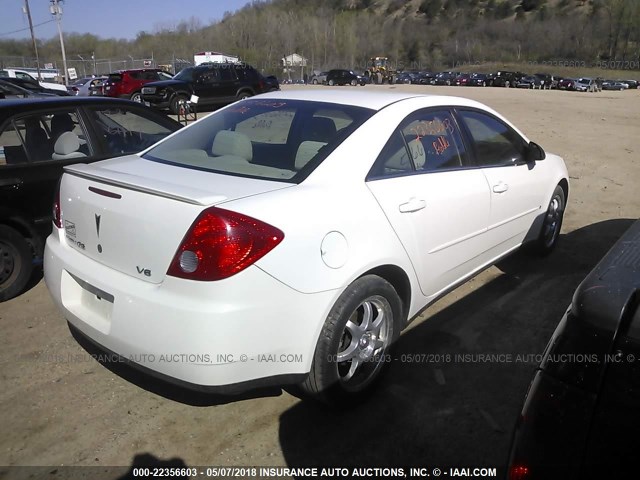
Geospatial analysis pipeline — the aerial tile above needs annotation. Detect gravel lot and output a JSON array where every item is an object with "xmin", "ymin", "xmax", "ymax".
[{"xmin": 1, "ymin": 84, "xmax": 639, "ymax": 477}]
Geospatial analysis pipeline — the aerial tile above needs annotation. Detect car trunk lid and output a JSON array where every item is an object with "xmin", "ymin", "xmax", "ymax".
[{"xmin": 60, "ymin": 157, "xmax": 291, "ymax": 283}]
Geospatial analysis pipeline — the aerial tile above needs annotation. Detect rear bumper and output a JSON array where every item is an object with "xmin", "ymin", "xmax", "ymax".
[{"xmin": 44, "ymin": 227, "xmax": 336, "ymax": 390}]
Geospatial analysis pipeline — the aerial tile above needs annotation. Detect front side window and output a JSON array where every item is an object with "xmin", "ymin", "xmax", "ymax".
[
  {"xmin": 143, "ymin": 99, "xmax": 374, "ymax": 182},
  {"xmin": 458, "ymin": 110, "xmax": 526, "ymax": 167}
]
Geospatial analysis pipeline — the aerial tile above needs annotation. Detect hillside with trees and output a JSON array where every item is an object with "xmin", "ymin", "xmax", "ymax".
[{"xmin": 1, "ymin": 0, "xmax": 639, "ymax": 75}]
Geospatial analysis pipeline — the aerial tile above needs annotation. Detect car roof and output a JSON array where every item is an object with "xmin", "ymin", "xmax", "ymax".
[
  {"xmin": 255, "ymin": 89, "xmax": 485, "ymax": 111},
  {"xmin": 0, "ymin": 96, "xmax": 145, "ymax": 111}
]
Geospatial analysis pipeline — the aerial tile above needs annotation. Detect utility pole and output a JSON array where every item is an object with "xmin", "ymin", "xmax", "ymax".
[
  {"xmin": 50, "ymin": 0, "xmax": 68, "ymax": 85},
  {"xmin": 24, "ymin": 0, "xmax": 42, "ymax": 80}
]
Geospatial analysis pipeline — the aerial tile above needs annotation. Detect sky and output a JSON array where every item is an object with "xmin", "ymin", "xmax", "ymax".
[{"xmin": 0, "ymin": 0, "xmax": 255, "ymax": 41}]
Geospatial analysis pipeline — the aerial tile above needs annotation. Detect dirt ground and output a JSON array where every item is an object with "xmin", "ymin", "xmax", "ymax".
[{"xmin": 1, "ymin": 84, "xmax": 639, "ymax": 478}]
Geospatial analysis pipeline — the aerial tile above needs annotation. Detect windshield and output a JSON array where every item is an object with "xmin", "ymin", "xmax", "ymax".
[{"xmin": 143, "ymin": 99, "xmax": 374, "ymax": 183}]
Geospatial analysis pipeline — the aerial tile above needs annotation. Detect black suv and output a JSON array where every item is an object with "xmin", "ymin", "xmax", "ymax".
[
  {"xmin": 492, "ymin": 71, "xmax": 525, "ymax": 87},
  {"xmin": 0, "ymin": 97, "xmax": 181, "ymax": 301},
  {"xmin": 325, "ymin": 69, "xmax": 366, "ymax": 86},
  {"xmin": 141, "ymin": 62, "xmax": 278, "ymax": 113}
]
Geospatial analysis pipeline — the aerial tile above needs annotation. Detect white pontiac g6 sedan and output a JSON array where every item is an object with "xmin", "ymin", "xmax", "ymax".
[{"xmin": 44, "ymin": 90, "xmax": 568, "ymax": 405}]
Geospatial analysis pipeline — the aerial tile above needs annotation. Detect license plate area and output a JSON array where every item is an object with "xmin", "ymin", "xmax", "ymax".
[{"xmin": 61, "ymin": 271, "xmax": 114, "ymax": 334}]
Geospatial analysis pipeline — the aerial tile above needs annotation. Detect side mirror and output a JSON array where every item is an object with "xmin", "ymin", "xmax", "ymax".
[{"xmin": 526, "ymin": 141, "xmax": 546, "ymax": 162}]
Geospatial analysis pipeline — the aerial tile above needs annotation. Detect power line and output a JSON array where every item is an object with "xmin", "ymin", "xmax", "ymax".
[{"xmin": 0, "ymin": 19, "xmax": 54, "ymax": 37}]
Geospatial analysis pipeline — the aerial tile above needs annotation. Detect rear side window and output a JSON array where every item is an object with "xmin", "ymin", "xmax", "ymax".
[
  {"xmin": 458, "ymin": 110, "xmax": 526, "ymax": 167},
  {"xmin": 0, "ymin": 122, "xmax": 26, "ymax": 166},
  {"xmin": 235, "ymin": 66, "xmax": 258, "ymax": 81},
  {"xmin": 0, "ymin": 109, "xmax": 89, "ymax": 164},
  {"xmin": 219, "ymin": 66, "xmax": 237, "ymax": 82},
  {"xmin": 143, "ymin": 99, "xmax": 374, "ymax": 182}
]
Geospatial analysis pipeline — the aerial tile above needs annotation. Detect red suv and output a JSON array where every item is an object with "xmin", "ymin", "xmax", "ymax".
[{"xmin": 102, "ymin": 69, "xmax": 173, "ymax": 102}]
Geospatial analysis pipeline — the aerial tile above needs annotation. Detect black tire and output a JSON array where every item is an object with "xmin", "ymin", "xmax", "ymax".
[
  {"xmin": 328, "ymin": 79, "xmax": 335, "ymax": 86},
  {"xmin": 350, "ymin": 79, "xmax": 357, "ymax": 86},
  {"xmin": 169, "ymin": 94, "xmax": 187, "ymax": 115},
  {"xmin": 301, "ymin": 275, "xmax": 402, "ymax": 406},
  {"xmin": 312, "ymin": 79, "xmax": 318, "ymax": 85},
  {"xmin": 130, "ymin": 91, "xmax": 142, "ymax": 103},
  {"xmin": 0, "ymin": 225, "xmax": 33, "ymax": 302},
  {"xmin": 533, "ymin": 185, "xmax": 566, "ymax": 255},
  {"xmin": 237, "ymin": 91, "xmax": 252, "ymax": 100}
]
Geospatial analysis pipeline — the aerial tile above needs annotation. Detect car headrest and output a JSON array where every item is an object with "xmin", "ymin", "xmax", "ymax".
[
  {"xmin": 304, "ymin": 117, "xmax": 336, "ymax": 143},
  {"xmin": 295, "ymin": 141, "xmax": 326, "ymax": 170},
  {"xmin": 211, "ymin": 130, "xmax": 253, "ymax": 161},
  {"xmin": 54, "ymin": 131, "xmax": 81, "ymax": 155},
  {"xmin": 407, "ymin": 138, "xmax": 426, "ymax": 169}
]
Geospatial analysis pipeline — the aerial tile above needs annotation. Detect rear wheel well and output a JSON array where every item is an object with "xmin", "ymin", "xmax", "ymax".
[{"xmin": 360, "ymin": 265, "xmax": 411, "ymax": 328}]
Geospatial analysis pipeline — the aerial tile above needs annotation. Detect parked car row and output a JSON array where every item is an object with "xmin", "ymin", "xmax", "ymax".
[
  {"xmin": 376, "ymin": 70, "xmax": 639, "ymax": 92},
  {"xmin": 65, "ymin": 64, "xmax": 282, "ymax": 115}
]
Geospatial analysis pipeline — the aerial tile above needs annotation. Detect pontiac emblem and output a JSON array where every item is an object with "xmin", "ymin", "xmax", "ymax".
[{"xmin": 95, "ymin": 214, "xmax": 101, "ymax": 237}]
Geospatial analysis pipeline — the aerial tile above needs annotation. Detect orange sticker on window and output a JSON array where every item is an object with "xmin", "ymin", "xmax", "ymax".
[{"xmin": 432, "ymin": 136, "xmax": 450, "ymax": 155}]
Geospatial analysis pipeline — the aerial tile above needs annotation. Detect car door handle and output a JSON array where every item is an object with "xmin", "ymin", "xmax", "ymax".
[
  {"xmin": 492, "ymin": 183, "xmax": 509, "ymax": 193},
  {"xmin": 0, "ymin": 177, "xmax": 23, "ymax": 188},
  {"xmin": 399, "ymin": 198, "xmax": 426, "ymax": 213}
]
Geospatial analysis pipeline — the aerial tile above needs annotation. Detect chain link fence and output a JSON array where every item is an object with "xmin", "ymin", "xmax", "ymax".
[{"xmin": 1, "ymin": 55, "xmax": 193, "ymax": 80}]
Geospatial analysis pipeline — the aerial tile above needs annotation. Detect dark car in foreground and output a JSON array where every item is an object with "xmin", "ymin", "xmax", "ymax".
[
  {"xmin": 508, "ymin": 219, "xmax": 640, "ymax": 478},
  {"xmin": 141, "ymin": 62, "xmax": 276, "ymax": 113},
  {"xmin": 0, "ymin": 97, "xmax": 181, "ymax": 301},
  {"xmin": 325, "ymin": 69, "xmax": 366, "ymax": 86}
]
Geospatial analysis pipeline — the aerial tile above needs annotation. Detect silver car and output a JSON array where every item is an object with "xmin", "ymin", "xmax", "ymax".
[
  {"xmin": 309, "ymin": 71, "xmax": 329, "ymax": 85},
  {"xmin": 574, "ymin": 77, "xmax": 600, "ymax": 92},
  {"xmin": 67, "ymin": 76, "xmax": 107, "ymax": 96}
]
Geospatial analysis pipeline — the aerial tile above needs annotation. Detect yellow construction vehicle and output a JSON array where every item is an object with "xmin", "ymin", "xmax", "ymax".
[{"xmin": 365, "ymin": 57, "xmax": 396, "ymax": 84}]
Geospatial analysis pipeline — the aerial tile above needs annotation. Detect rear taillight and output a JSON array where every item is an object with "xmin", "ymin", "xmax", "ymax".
[
  {"xmin": 167, "ymin": 207, "xmax": 284, "ymax": 281},
  {"xmin": 509, "ymin": 465, "xmax": 530, "ymax": 480},
  {"xmin": 53, "ymin": 179, "xmax": 62, "ymax": 228}
]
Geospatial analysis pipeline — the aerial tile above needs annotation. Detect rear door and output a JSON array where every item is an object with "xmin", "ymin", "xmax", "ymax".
[
  {"xmin": 366, "ymin": 108, "xmax": 491, "ymax": 297},
  {"xmin": 0, "ymin": 107, "xmax": 93, "ymax": 231}
]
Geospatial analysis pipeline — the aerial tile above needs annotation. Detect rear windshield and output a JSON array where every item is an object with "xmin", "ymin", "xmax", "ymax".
[
  {"xmin": 174, "ymin": 67, "xmax": 195, "ymax": 82},
  {"xmin": 143, "ymin": 99, "xmax": 374, "ymax": 182}
]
